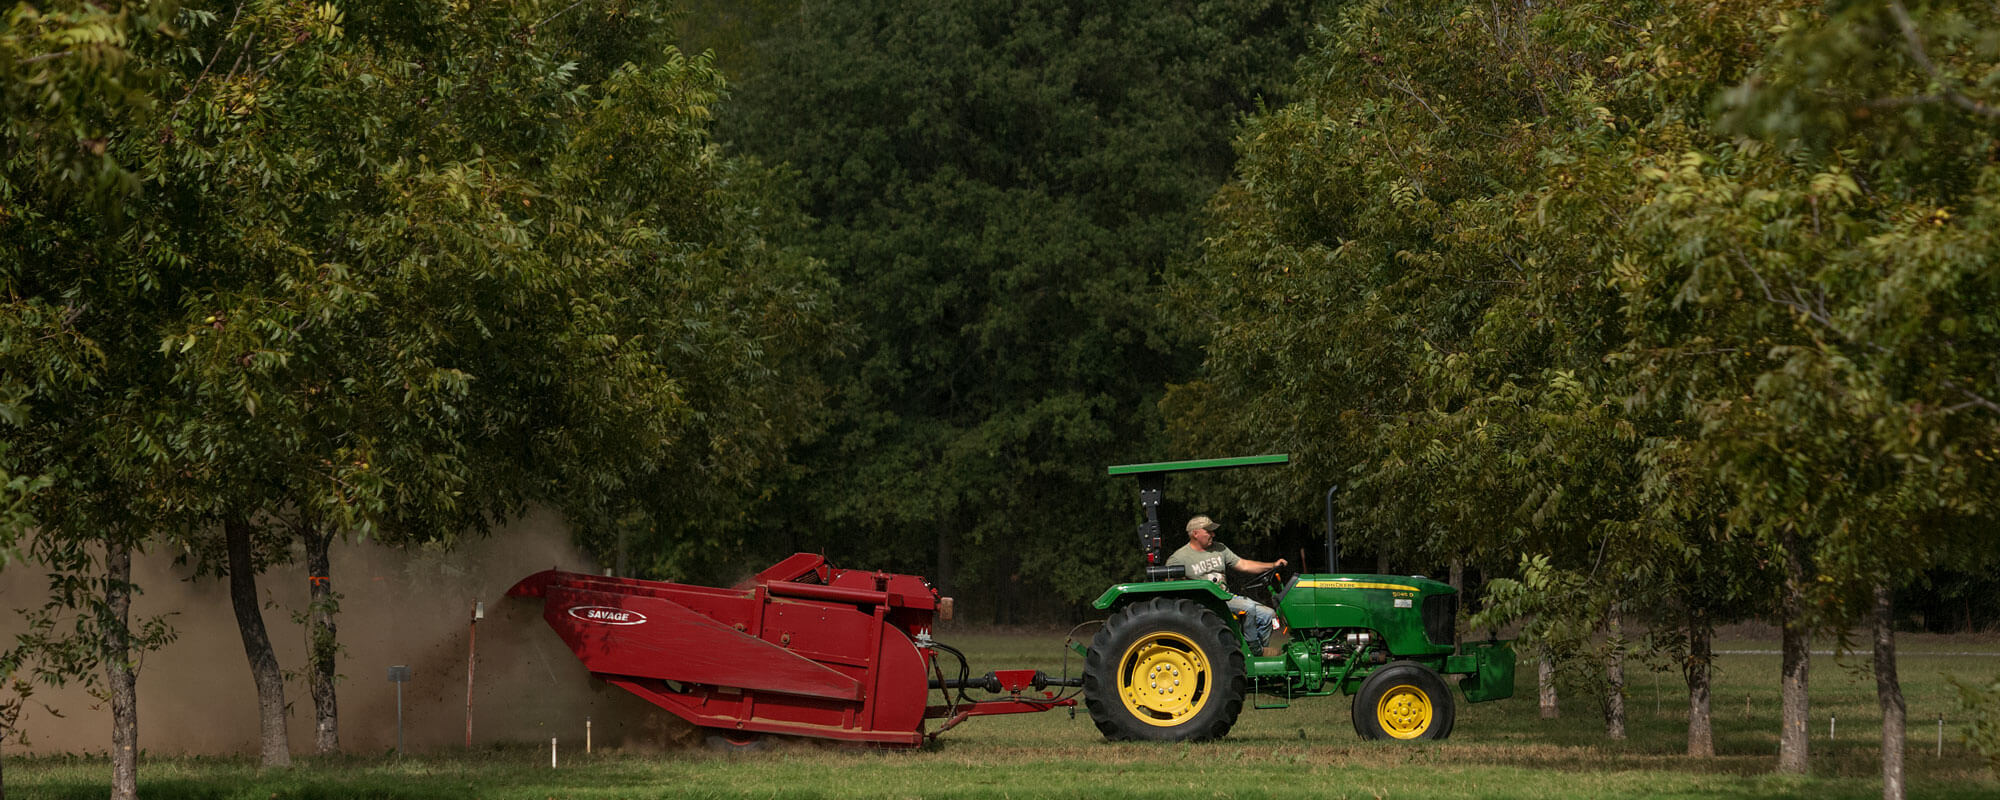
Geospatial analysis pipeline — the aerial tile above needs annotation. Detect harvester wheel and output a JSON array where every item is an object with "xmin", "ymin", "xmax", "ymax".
[
  {"xmin": 1083, "ymin": 597, "xmax": 1246, "ymax": 741},
  {"xmin": 1351, "ymin": 661, "xmax": 1455, "ymax": 741}
]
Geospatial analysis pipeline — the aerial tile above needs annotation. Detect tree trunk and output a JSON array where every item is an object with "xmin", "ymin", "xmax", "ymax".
[
  {"xmin": 303, "ymin": 523, "xmax": 339, "ymax": 755},
  {"xmin": 1686, "ymin": 607, "xmax": 1714, "ymax": 757},
  {"xmin": 1777, "ymin": 537, "xmax": 1810, "ymax": 775},
  {"xmin": 225, "ymin": 517, "xmax": 291, "ymax": 768},
  {"xmin": 1376, "ymin": 552, "xmax": 1389, "ymax": 574},
  {"xmin": 105, "ymin": 537, "xmax": 139, "ymax": 800},
  {"xmin": 1448, "ymin": 557, "xmax": 1464, "ymax": 634},
  {"xmin": 1875, "ymin": 583, "xmax": 1905, "ymax": 800},
  {"xmin": 935, "ymin": 520, "xmax": 954, "ymax": 599},
  {"xmin": 613, "ymin": 522, "xmax": 628, "ymax": 578},
  {"xmin": 996, "ymin": 559, "xmax": 1022, "ymax": 626},
  {"xmin": 1605, "ymin": 605, "xmax": 1626, "ymax": 740},
  {"xmin": 1539, "ymin": 648, "xmax": 1559, "ymax": 719}
]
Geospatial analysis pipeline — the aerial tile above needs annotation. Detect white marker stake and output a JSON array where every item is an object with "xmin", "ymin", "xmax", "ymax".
[
  {"xmin": 551, "ymin": 737, "xmax": 557, "ymax": 768},
  {"xmin": 586, "ymin": 717, "xmax": 593, "ymax": 754}
]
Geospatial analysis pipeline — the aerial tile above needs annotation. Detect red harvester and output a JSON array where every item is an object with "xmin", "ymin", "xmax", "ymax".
[{"xmin": 507, "ymin": 553, "xmax": 1076, "ymax": 747}]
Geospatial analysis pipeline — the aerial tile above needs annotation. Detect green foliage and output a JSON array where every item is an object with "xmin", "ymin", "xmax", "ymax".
[
  {"xmin": 719, "ymin": 0, "xmax": 1324, "ymax": 607},
  {"xmin": 0, "ymin": 0, "xmax": 171, "ymax": 201},
  {"xmin": 1, "ymin": 0, "xmax": 838, "ymax": 763},
  {"xmin": 1, "ymin": 551, "xmax": 176, "ymax": 749},
  {"xmin": 1950, "ymin": 672, "xmax": 2000, "ymax": 778},
  {"xmin": 1, "ymin": 0, "xmax": 181, "ymax": 754},
  {"xmin": 4, "ymin": 0, "xmax": 838, "ymax": 552},
  {"xmin": 1172, "ymin": 0, "xmax": 1722, "ymax": 657},
  {"xmin": 0, "ymin": 465, "xmax": 50, "ymax": 567},
  {"xmin": 1172, "ymin": 0, "xmax": 2000, "ymax": 708},
  {"xmin": 1618, "ymin": 0, "xmax": 2000, "ymax": 617}
]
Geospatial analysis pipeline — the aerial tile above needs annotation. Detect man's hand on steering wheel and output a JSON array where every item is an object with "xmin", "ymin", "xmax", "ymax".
[{"xmin": 1242, "ymin": 558, "xmax": 1291, "ymax": 593}]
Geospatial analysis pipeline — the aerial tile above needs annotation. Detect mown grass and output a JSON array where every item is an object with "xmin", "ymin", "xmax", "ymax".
[{"xmin": 11, "ymin": 630, "xmax": 1998, "ymax": 799}]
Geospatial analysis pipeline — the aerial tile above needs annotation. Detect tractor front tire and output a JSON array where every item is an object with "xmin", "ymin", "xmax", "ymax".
[
  {"xmin": 1351, "ymin": 661, "xmax": 1456, "ymax": 741},
  {"xmin": 1083, "ymin": 597, "xmax": 1246, "ymax": 742}
]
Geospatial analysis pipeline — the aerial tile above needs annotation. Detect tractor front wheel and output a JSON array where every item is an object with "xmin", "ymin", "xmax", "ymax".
[
  {"xmin": 1351, "ymin": 661, "xmax": 1455, "ymax": 741},
  {"xmin": 1083, "ymin": 597, "xmax": 1246, "ymax": 742}
]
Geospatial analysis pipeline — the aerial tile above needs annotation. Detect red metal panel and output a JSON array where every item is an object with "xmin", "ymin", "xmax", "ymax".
[
  {"xmin": 509, "ymin": 561, "xmax": 938, "ymax": 745},
  {"xmin": 746, "ymin": 553, "xmax": 832, "ymax": 586},
  {"xmin": 609, "ymin": 678, "xmax": 924, "ymax": 746},
  {"xmin": 924, "ymin": 696, "xmax": 1076, "ymax": 737},
  {"xmin": 765, "ymin": 580, "xmax": 890, "ymax": 606},
  {"xmin": 540, "ymin": 585, "xmax": 862, "ymax": 701}
]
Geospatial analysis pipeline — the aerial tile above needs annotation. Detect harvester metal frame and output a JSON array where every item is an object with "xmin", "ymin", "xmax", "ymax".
[{"xmin": 508, "ymin": 553, "xmax": 1076, "ymax": 748}]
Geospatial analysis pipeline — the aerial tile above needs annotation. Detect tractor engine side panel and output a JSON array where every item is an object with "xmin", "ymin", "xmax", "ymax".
[{"xmin": 1280, "ymin": 574, "xmax": 1455, "ymax": 657}]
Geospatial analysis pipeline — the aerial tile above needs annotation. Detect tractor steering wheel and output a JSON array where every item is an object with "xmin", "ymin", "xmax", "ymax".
[{"xmin": 1241, "ymin": 563, "xmax": 1292, "ymax": 605}]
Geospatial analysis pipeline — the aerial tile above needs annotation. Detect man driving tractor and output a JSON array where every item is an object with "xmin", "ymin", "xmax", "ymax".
[{"xmin": 1165, "ymin": 515, "xmax": 1287, "ymax": 655}]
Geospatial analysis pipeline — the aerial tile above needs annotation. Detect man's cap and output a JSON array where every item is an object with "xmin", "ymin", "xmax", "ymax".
[{"xmin": 1186, "ymin": 515, "xmax": 1218, "ymax": 533}]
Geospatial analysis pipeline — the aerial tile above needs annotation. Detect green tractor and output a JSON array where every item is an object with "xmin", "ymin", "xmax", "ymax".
[{"xmin": 1080, "ymin": 454, "xmax": 1516, "ymax": 742}]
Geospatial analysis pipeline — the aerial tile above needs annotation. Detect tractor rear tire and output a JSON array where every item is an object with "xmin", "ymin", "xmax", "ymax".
[
  {"xmin": 1351, "ymin": 661, "xmax": 1455, "ymax": 741},
  {"xmin": 1083, "ymin": 597, "xmax": 1246, "ymax": 742}
]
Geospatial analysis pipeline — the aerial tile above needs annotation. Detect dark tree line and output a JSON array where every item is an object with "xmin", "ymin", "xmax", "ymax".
[
  {"xmin": 707, "ymin": 0, "xmax": 1329, "ymax": 616},
  {"xmin": 6, "ymin": 1, "xmax": 2000, "ymax": 797},
  {"xmin": 1169, "ymin": 1, "xmax": 2000, "ymax": 795}
]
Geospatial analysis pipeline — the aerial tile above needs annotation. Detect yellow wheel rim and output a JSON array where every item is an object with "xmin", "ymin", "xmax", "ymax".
[
  {"xmin": 1375, "ymin": 684, "xmax": 1433, "ymax": 739},
  {"xmin": 1117, "ymin": 631, "xmax": 1211, "ymax": 726}
]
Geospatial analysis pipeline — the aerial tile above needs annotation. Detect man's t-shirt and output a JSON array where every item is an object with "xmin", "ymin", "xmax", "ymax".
[{"xmin": 1167, "ymin": 543, "xmax": 1238, "ymax": 588}]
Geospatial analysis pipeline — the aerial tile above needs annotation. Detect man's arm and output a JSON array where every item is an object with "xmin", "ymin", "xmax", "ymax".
[{"xmin": 1229, "ymin": 556, "xmax": 1288, "ymax": 574}]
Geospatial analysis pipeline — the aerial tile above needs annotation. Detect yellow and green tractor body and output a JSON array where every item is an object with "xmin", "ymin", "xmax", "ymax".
[
  {"xmin": 1089, "ymin": 574, "xmax": 1516, "ymax": 704},
  {"xmin": 1079, "ymin": 454, "xmax": 1515, "ymax": 743}
]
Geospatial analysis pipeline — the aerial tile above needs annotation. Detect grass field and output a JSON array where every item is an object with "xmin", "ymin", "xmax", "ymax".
[{"xmin": 11, "ymin": 629, "xmax": 1998, "ymax": 799}]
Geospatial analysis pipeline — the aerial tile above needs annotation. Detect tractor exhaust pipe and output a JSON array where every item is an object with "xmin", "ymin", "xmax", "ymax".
[{"xmin": 1324, "ymin": 484, "xmax": 1341, "ymax": 573}]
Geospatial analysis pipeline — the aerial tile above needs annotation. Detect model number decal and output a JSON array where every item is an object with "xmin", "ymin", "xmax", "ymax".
[
  {"xmin": 568, "ymin": 606, "xmax": 648, "ymax": 626},
  {"xmin": 1297, "ymin": 580, "xmax": 1421, "ymax": 592}
]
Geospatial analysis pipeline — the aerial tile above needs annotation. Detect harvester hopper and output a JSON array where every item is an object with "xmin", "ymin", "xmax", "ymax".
[{"xmin": 508, "ymin": 553, "xmax": 1077, "ymax": 747}]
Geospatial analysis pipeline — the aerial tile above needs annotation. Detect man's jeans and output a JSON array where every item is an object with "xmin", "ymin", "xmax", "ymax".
[{"xmin": 1227, "ymin": 594, "xmax": 1279, "ymax": 651}]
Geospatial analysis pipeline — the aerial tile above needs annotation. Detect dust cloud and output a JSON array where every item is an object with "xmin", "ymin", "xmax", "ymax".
[{"xmin": 1, "ymin": 508, "xmax": 695, "ymax": 756}]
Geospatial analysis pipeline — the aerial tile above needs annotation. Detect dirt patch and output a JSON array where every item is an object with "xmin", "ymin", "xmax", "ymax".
[{"xmin": 1, "ymin": 509, "xmax": 692, "ymax": 755}]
